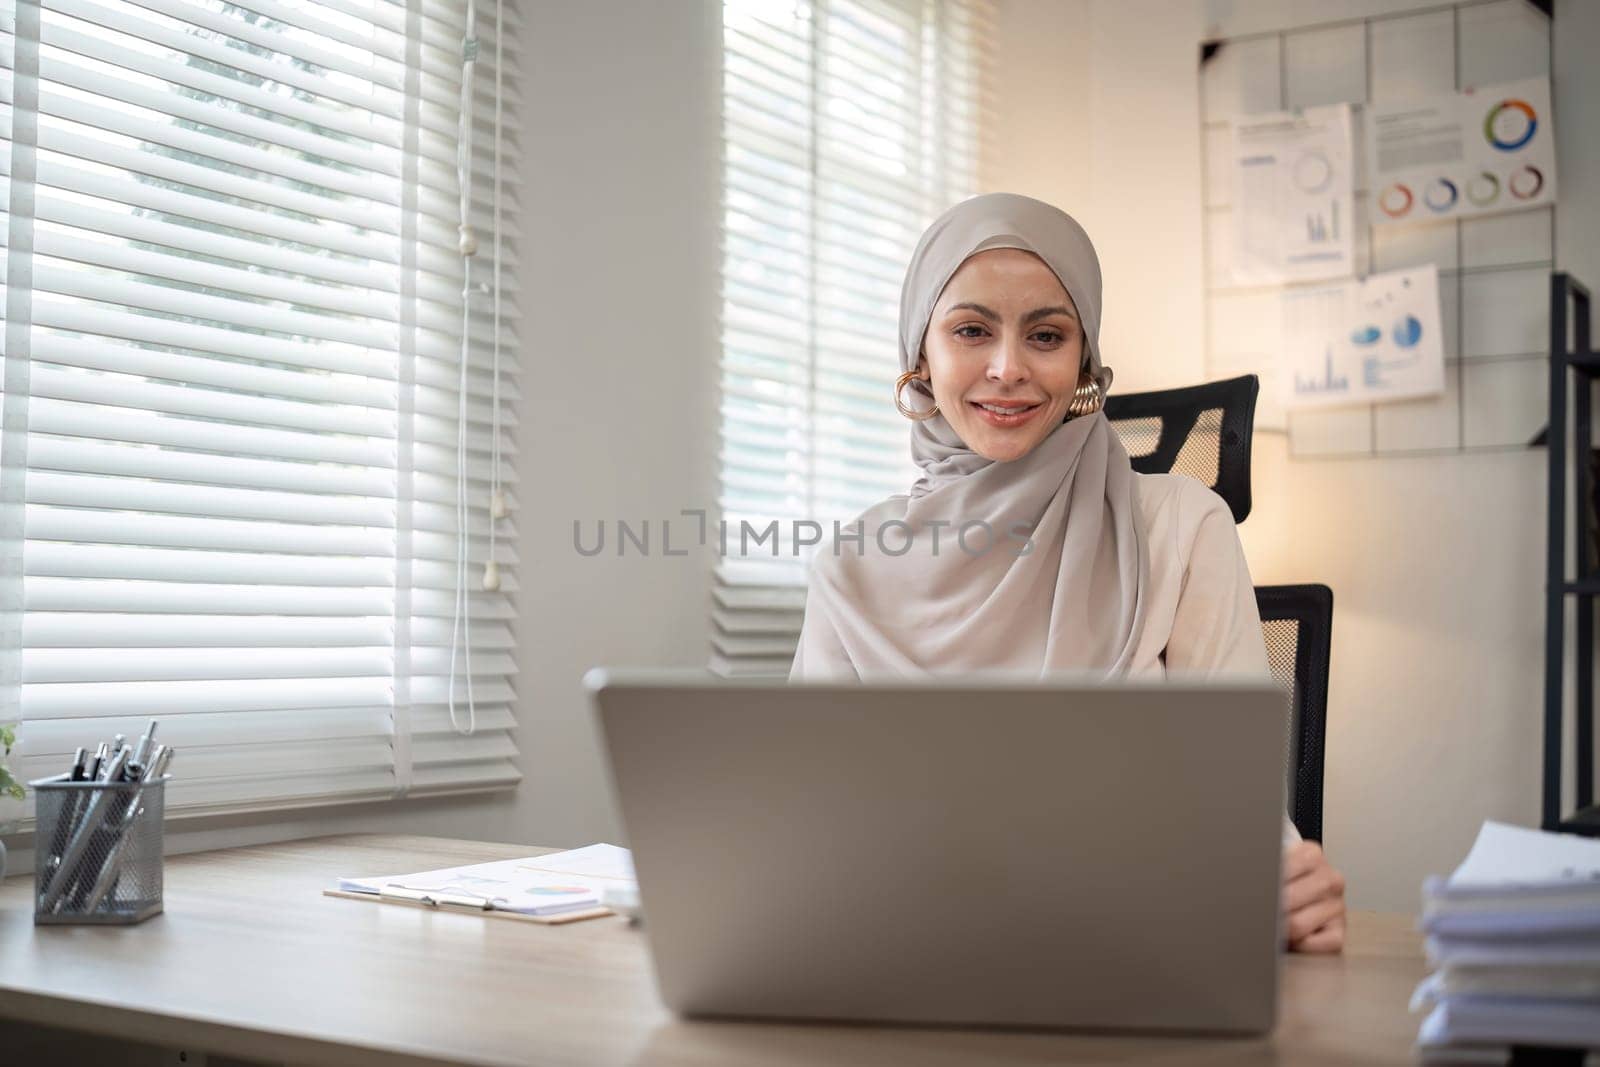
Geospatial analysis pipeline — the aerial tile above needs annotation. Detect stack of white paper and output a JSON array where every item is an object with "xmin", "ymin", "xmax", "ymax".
[
  {"xmin": 337, "ymin": 843, "xmax": 636, "ymax": 918},
  {"xmin": 1414, "ymin": 822, "xmax": 1600, "ymax": 1060}
]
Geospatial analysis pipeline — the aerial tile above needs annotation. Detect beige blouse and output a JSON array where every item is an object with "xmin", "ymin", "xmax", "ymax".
[
  {"xmin": 1120, "ymin": 473, "xmax": 1271, "ymax": 679},
  {"xmin": 791, "ymin": 473, "xmax": 1270, "ymax": 680},
  {"xmin": 790, "ymin": 472, "xmax": 1301, "ymax": 843},
  {"xmin": 1121, "ymin": 475, "xmax": 1300, "ymax": 846}
]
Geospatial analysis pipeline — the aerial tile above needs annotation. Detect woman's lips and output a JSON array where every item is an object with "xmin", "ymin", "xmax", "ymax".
[{"xmin": 969, "ymin": 400, "xmax": 1043, "ymax": 428}]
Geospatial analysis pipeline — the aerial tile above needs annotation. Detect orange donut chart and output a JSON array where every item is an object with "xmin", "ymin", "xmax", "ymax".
[
  {"xmin": 1378, "ymin": 183, "xmax": 1414, "ymax": 218},
  {"xmin": 1509, "ymin": 165, "xmax": 1544, "ymax": 200},
  {"xmin": 1466, "ymin": 172, "xmax": 1500, "ymax": 206}
]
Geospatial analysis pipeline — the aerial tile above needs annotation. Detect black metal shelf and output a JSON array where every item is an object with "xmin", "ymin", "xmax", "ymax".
[
  {"xmin": 1561, "ymin": 578, "xmax": 1600, "ymax": 595},
  {"xmin": 1558, "ymin": 804, "xmax": 1600, "ymax": 838},
  {"xmin": 1544, "ymin": 272, "xmax": 1599, "ymax": 833}
]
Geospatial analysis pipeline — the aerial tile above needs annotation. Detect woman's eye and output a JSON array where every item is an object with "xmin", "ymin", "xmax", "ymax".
[
  {"xmin": 1031, "ymin": 330, "xmax": 1063, "ymax": 344},
  {"xmin": 954, "ymin": 325, "xmax": 988, "ymax": 338}
]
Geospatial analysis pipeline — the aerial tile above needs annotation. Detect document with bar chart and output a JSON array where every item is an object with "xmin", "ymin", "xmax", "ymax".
[
  {"xmin": 1283, "ymin": 266, "xmax": 1444, "ymax": 411},
  {"xmin": 1229, "ymin": 103, "xmax": 1355, "ymax": 285}
]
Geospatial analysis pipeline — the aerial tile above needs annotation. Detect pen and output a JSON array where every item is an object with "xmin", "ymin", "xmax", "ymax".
[
  {"xmin": 131, "ymin": 720, "xmax": 157, "ymax": 768},
  {"xmin": 78, "ymin": 799, "xmax": 144, "ymax": 914},
  {"xmin": 79, "ymin": 748, "xmax": 173, "ymax": 914},
  {"xmin": 41, "ymin": 750, "xmax": 91, "ymax": 883},
  {"xmin": 40, "ymin": 748, "xmax": 128, "ymax": 913},
  {"xmin": 86, "ymin": 742, "xmax": 108, "ymax": 782},
  {"xmin": 138, "ymin": 745, "xmax": 171, "ymax": 785},
  {"xmin": 76, "ymin": 745, "xmax": 137, "ymax": 907},
  {"xmin": 72, "ymin": 746, "xmax": 144, "ymax": 907},
  {"xmin": 37, "ymin": 770, "xmax": 78, "ymax": 882},
  {"xmin": 50, "ymin": 745, "xmax": 98, "ymax": 878}
]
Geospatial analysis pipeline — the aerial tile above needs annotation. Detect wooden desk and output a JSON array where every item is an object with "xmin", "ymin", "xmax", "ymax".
[{"xmin": 0, "ymin": 834, "xmax": 1426, "ymax": 1066}]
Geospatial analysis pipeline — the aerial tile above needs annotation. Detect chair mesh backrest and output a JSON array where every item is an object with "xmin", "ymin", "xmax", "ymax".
[
  {"xmin": 1172, "ymin": 408, "xmax": 1225, "ymax": 488},
  {"xmin": 1113, "ymin": 416, "xmax": 1163, "ymax": 460},
  {"xmin": 1104, "ymin": 375, "xmax": 1258, "ymax": 523},
  {"xmin": 1262, "ymin": 616, "xmax": 1302, "ymax": 815},
  {"xmin": 1255, "ymin": 584, "xmax": 1333, "ymax": 843}
]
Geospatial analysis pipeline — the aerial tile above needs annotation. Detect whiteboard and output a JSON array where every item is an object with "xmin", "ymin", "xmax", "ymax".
[{"xmin": 1199, "ymin": 0, "xmax": 1553, "ymax": 458}]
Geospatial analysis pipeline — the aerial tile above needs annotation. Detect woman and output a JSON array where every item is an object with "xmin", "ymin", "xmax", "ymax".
[{"xmin": 789, "ymin": 192, "xmax": 1346, "ymax": 953}]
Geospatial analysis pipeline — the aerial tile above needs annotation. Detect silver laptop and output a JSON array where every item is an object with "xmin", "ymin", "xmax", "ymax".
[{"xmin": 587, "ymin": 668, "xmax": 1289, "ymax": 1034}]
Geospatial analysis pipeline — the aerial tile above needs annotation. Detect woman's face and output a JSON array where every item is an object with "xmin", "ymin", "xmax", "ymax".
[{"xmin": 915, "ymin": 248, "xmax": 1085, "ymax": 463}]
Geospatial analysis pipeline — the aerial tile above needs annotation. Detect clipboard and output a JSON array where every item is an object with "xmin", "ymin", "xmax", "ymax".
[{"xmin": 321, "ymin": 885, "xmax": 613, "ymax": 925}]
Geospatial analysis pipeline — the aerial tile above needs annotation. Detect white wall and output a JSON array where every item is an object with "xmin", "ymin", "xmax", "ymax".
[
  {"xmin": 984, "ymin": 0, "xmax": 1092, "ymax": 211},
  {"xmin": 990, "ymin": 0, "xmax": 1598, "ymax": 910},
  {"xmin": 504, "ymin": 0, "xmax": 723, "ymax": 848}
]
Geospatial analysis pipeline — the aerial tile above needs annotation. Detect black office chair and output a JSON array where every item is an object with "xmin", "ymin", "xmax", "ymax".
[
  {"xmin": 1254, "ymin": 584, "xmax": 1333, "ymax": 843},
  {"xmin": 1103, "ymin": 374, "xmax": 1258, "ymax": 523},
  {"xmin": 1105, "ymin": 375, "xmax": 1331, "ymax": 842}
]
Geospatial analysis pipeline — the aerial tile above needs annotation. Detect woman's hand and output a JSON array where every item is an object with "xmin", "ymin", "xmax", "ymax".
[{"xmin": 1283, "ymin": 840, "xmax": 1346, "ymax": 953}]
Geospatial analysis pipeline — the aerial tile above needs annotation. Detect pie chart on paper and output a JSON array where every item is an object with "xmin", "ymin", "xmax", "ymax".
[
  {"xmin": 1378, "ymin": 184, "xmax": 1414, "ymax": 218},
  {"xmin": 1293, "ymin": 151, "xmax": 1332, "ymax": 193},
  {"xmin": 1485, "ymin": 99, "xmax": 1537, "ymax": 151},
  {"xmin": 1509, "ymin": 166, "xmax": 1544, "ymax": 199},
  {"xmin": 1467, "ymin": 172, "xmax": 1500, "ymax": 205},
  {"xmin": 1392, "ymin": 315, "xmax": 1423, "ymax": 348},
  {"xmin": 1424, "ymin": 178, "xmax": 1458, "ymax": 212}
]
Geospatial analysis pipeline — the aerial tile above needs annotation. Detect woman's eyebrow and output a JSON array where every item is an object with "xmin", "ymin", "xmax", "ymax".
[
  {"xmin": 944, "ymin": 302, "xmax": 1078, "ymax": 324},
  {"xmin": 946, "ymin": 301, "xmax": 999, "ymax": 320},
  {"xmin": 1023, "ymin": 305, "xmax": 1078, "ymax": 325}
]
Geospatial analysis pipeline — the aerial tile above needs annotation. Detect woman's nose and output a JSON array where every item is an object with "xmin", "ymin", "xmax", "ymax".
[{"xmin": 986, "ymin": 334, "xmax": 1029, "ymax": 383}]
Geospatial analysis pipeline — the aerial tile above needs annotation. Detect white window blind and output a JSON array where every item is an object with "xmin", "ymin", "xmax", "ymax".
[
  {"xmin": 0, "ymin": 0, "xmax": 522, "ymax": 817},
  {"xmin": 715, "ymin": 0, "xmax": 991, "ymax": 676}
]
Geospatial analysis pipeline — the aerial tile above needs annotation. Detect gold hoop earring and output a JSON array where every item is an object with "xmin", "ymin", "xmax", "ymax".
[
  {"xmin": 894, "ymin": 369, "xmax": 939, "ymax": 421},
  {"xmin": 1066, "ymin": 374, "xmax": 1105, "ymax": 419}
]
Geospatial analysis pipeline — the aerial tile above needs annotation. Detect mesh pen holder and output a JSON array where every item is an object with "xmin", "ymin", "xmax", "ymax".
[{"xmin": 32, "ymin": 775, "xmax": 167, "ymax": 925}]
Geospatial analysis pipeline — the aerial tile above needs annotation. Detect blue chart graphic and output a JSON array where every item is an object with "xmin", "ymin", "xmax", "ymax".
[
  {"xmin": 1363, "ymin": 315, "xmax": 1426, "ymax": 386},
  {"xmin": 1295, "ymin": 346, "xmax": 1350, "ymax": 395},
  {"xmin": 1392, "ymin": 314, "xmax": 1423, "ymax": 347}
]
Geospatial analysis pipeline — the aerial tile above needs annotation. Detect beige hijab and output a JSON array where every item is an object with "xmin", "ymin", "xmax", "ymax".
[{"xmin": 790, "ymin": 192, "xmax": 1150, "ymax": 680}]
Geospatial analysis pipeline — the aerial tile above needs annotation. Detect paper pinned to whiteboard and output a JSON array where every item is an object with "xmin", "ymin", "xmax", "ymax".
[
  {"xmin": 1230, "ymin": 103, "xmax": 1356, "ymax": 286},
  {"xmin": 1367, "ymin": 77, "xmax": 1556, "ymax": 226},
  {"xmin": 1283, "ymin": 265, "xmax": 1445, "ymax": 411}
]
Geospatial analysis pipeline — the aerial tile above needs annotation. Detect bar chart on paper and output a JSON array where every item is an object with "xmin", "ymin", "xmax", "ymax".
[{"xmin": 1283, "ymin": 266, "xmax": 1445, "ymax": 411}]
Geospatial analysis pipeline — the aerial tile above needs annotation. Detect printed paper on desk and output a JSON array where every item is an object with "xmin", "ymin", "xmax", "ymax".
[
  {"xmin": 1448, "ymin": 821, "xmax": 1600, "ymax": 890},
  {"xmin": 338, "ymin": 857, "xmax": 603, "ymax": 916},
  {"xmin": 516, "ymin": 843, "xmax": 634, "ymax": 882},
  {"xmin": 337, "ymin": 844, "xmax": 636, "ymax": 918},
  {"xmin": 1425, "ymin": 934, "xmax": 1600, "ymax": 968}
]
